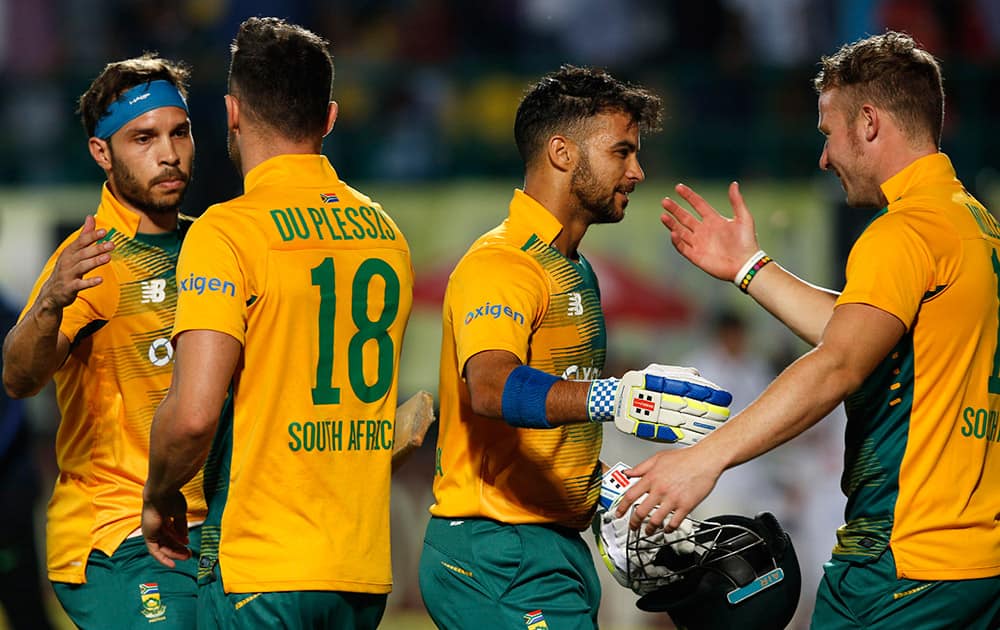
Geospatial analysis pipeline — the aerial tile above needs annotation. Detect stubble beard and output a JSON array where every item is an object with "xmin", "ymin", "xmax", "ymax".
[
  {"xmin": 571, "ymin": 151, "xmax": 621, "ymax": 225},
  {"xmin": 841, "ymin": 130, "xmax": 881, "ymax": 208},
  {"xmin": 109, "ymin": 151, "xmax": 190, "ymax": 216}
]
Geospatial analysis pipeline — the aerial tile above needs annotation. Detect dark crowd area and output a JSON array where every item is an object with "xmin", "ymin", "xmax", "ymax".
[{"xmin": 0, "ymin": 0, "xmax": 998, "ymax": 216}]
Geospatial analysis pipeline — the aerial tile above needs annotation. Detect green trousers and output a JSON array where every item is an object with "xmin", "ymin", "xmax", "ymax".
[
  {"xmin": 812, "ymin": 548, "xmax": 1000, "ymax": 629},
  {"xmin": 419, "ymin": 516, "xmax": 601, "ymax": 629}
]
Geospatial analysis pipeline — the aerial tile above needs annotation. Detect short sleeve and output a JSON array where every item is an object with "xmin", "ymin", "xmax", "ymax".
[
  {"xmin": 448, "ymin": 247, "xmax": 547, "ymax": 369},
  {"xmin": 173, "ymin": 215, "xmax": 254, "ymax": 345},
  {"xmin": 836, "ymin": 212, "xmax": 938, "ymax": 329}
]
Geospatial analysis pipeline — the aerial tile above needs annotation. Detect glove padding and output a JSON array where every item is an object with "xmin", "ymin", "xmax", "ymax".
[
  {"xmin": 613, "ymin": 364, "xmax": 732, "ymax": 445},
  {"xmin": 594, "ymin": 492, "xmax": 700, "ymax": 595}
]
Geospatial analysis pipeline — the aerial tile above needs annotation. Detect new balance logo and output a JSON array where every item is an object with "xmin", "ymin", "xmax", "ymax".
[
  {"xmin": 568, "ymin": 292, "xmax": 583, "ymax": 316},
  {"xmin": 141, "ymin": 279, "xmax": 166, "ymax": 304}
]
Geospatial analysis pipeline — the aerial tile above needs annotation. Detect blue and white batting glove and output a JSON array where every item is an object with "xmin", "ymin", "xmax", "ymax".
[
  {"xmin": 588, "ymin": 365, "xmax": 732, "ymax": 445},
  {"xmin": 593, "ymin": 464, "xmax": 700, "ymax": 594}
]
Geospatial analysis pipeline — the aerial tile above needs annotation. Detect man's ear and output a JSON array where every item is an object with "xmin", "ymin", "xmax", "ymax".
[
  {"xmin": 547, "ymin": 135, "xmax": 576, "ymax": 173},
  {"xmin": 860, "ymin": 103, "xmax": 879, "ymax": 142},
  {"xmin": 225, "ymin": 94, "xmax": 240, "ymax": 134},
  {"xmin": 323, "ymin": 101, "xmax": 338, "ymax": 137},
  {"xmin": 88, "ymin": 137, "xmax": 112, "ymax": 171}
]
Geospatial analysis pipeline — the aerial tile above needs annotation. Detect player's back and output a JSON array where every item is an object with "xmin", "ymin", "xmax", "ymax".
[{"xmin": 175, "ymin": 154, "xmax": 413, "ymax": 593}]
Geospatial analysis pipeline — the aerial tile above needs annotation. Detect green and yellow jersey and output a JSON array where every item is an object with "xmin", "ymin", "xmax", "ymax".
[
  {"xmin": 173, "ymin": 154, "xmax": 412, "ymax": 594},
  {"xmin": 834, "ymin": 153, "xmax": 1000, "ymax": 579},
  {"xmin": 21, "ymin": 185, "xmax": 207, "ymax": 584},
  {"xmin": 431, "ymin": 190, "xmax": 605, "ymax": 531}
]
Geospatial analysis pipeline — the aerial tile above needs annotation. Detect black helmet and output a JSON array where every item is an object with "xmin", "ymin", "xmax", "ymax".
[{"xmin": 632, "ymin": 511, "xmax": 801, "ymax": 630}]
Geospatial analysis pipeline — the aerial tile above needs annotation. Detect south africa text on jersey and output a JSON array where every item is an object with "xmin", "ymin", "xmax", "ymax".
[
  {"xmin": 287, "ymin": 419, "xmax": 393, "ymax": 452},
  {"xmin": 962, "ymin": 406, "xmax": 1000, "ymax": 442},
  {"xmin": 270, "ymin": 206, "xmax": 396, "ymax": 243}
]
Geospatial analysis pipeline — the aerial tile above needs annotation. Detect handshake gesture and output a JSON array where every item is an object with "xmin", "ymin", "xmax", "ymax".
[{"xmin": 591, "ymin": 364, "xmax": 732, "ymax": 446}]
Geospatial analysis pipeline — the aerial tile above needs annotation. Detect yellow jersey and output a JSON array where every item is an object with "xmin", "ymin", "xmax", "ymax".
[
  {"xmin": 431, "ymin": 190, "xmax": 605, "ymax": 531},
  {"xmin": 22, "ymin": 185, "xmax": 207, "ymax": 583},
  {"xmin": 173, "ymin": 154, "xmax": 413, "ymax": 594},
  {"xmin": 834, "ymin": 153, "xmax": 1000, "ymax": 579}
]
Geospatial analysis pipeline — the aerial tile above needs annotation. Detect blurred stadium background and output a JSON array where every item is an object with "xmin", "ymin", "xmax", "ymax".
[{"xmin": 0, "ymin": 1, "xmax": 998, "ymax": 628}]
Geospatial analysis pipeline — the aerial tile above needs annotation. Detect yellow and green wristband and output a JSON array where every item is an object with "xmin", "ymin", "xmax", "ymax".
[{"xmin": 734, "ymin": 250, "xmax": 773, "ymax": 294}]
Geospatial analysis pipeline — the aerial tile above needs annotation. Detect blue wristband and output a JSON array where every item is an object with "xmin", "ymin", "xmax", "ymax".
[{"xmin": 501, "ymin": 365, "xmax": 559, "ymax": 429}]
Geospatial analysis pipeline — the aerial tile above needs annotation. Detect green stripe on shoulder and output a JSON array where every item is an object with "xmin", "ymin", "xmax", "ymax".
[
  {"xmin": 98, "ymin": 227, "xmax": 118, "ymax": 244},
  {"xmin": 521, "ymin": 234, "xmax": 540, "ymax": 252},
  {"xmin": 863, "ymin": 206, "xmax": 889, "ymax": 230}
]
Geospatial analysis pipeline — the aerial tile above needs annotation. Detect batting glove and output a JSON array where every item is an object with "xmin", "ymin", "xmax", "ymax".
[
  {"xmin": 587, "ymin": 365, "xmax": 732, "ymax": 444},
  {"xmin": 594, "ymin": 490, "xmax": 699, "ymax": 595}
]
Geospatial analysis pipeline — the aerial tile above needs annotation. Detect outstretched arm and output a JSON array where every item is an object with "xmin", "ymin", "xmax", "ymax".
[
  {"xmin": 617, "ymin": 302, "xmax": 905, "ymax": 532},
  {"xmin": 661, "ymin": 182, "xmax": 838, "ymax": 346},
  {"xmin": 464, "ymin": 351, "xmax": 731, "ymax": 446},
  {"xmin": 2, "ymin": 215, "xmax": 114, "ymax": 397}
]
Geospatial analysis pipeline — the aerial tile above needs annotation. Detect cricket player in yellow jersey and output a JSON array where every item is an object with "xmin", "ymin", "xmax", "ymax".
[
  {"xmin": 622, "ymin": 32, "xmax": 1000, "ymax": 628},
  {"xmin": 141, "ymin": 17, "xmax": 413, "ymax": 629},
  {"xmin": 418, "ymin": 66, "xmax": 734, "ymax": 628},
  {"xmin": 1, "ymin": 56, "xmax": 206, "ymax": 628}
]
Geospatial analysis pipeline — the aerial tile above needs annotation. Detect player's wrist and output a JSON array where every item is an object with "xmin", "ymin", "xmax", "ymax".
[
  {"xmin": 733, "ymin": 250, "xmax": 772, "ymax": 294},
  {"xmin": 141, "ymin": 488, "xmax": 161, "ymax": 505},
  {"xmin": 142, "ymin": 480, "xmax": 176, "ymax": 506},
  {"xmin": 693, "ymin": 429, "xmax": 735, "ymax": 474},
  {"xmin": 587, "ymin": 377, "xmax": 619, "ymax": 422},
  {"xmin": 34, "ymin": 292, "xmax": 68, "ymax": 318}
]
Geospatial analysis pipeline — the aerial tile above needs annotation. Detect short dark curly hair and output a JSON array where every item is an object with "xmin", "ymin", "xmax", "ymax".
[
  {"xmin": 229, "ymin": 16, "xmax": 333, "ymax": 141},
  {"xmin": 514, "ymin": 65, "xmax": 663, "ymax": 166},
  {"xmin": 814, "ymin": 31, "xmax": 944, "ymax": 146},
  {"xmin": 77, "ymin": 53, "xmax": 191, "ymax": 138}
]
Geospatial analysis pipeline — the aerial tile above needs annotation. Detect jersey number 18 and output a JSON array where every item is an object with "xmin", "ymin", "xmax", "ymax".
[{"xmin": 310, "ymin": 256, "xmax": 401, "ymax": 405}]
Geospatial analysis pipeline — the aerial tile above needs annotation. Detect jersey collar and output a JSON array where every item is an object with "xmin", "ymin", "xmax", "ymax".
[
  {"xmin": 508, "ymin": 189, "xmax": 564, "ymax": 246},
  {"xmin": 94, "ymin": 183, "xmax": 143, "ymax": 238},
  {"xmin": 880, "ymin": 152, "xmax": 959, "ymax": 205},
  {"xmin": 244, "ymin": 154, "xmax": 339, "ymax": 192}
]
